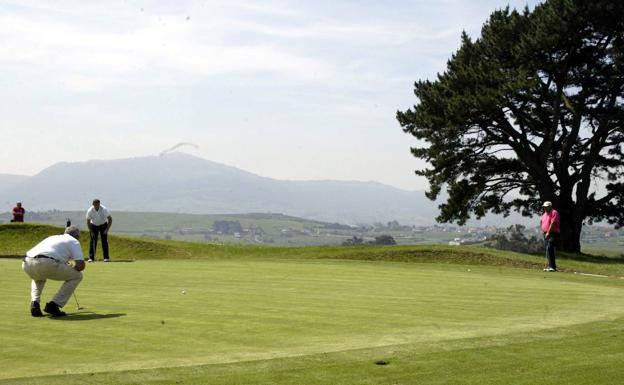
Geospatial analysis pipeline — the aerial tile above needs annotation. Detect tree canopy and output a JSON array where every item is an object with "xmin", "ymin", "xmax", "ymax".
[{"xmin": 397, "ymin": 0, "xmax": 624, "ymax": 252}]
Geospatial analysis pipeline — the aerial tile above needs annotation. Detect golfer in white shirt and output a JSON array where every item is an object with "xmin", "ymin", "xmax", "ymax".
[
  {"xmin": 22, "ymin": 226, "xmax": 86, "ymax": 317},
  {"xmin": 86, "ymin": 198, "xmax": 113, "ymax": 262}
]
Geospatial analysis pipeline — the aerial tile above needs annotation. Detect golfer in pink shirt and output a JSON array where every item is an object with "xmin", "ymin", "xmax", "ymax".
[{"xmin": 540, "ymin": 201, "xmax": 560, "ymax": 272}]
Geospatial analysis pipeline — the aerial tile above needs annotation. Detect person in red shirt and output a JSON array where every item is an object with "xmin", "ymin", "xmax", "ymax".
[
  {"xmin": 11, "ymin": 202, "xmax": 25, "ymax": 222},
  {"xmin": 540, "ymin": 201, "xmax": 560, "ymax": 272}
]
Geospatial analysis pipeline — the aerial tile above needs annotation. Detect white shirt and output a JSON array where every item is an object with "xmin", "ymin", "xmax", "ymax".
[
  {"xmin": 86, "ymin": 205, "xmax": 111, "ymax": 226},
  {"xmin": 26, "ymin": 234, "xmax": 84, "ymax": 262}
]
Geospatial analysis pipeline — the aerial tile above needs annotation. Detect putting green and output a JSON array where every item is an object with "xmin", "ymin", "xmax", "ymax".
[{"xmin": 1, "ymin": 258, "xmax": 623, "ymax": 382}]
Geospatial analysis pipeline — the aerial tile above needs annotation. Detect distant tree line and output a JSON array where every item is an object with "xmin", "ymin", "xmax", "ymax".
[
  {"xmin": 487, "ymin": 225, "xmax": 543, "ymax": 254},
  {"xmin": 212, "ymin": 220, "xmax": 243, "ymax": 234},
  {"xmin": 342, "ymin": 235, "xmax": 396, "ymax": 246},
  {"xmin": 321, "ymin": 222, "xmax": 355, "ymax": 230},
  {"xmin": 363, "ymin": 220, "xmax": 412, "ymax": 231}
]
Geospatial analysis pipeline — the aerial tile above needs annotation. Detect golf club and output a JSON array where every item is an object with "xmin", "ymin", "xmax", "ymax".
[{"xmin": 73, "ymin": 293, "xmax": 83, "ymax": 310}]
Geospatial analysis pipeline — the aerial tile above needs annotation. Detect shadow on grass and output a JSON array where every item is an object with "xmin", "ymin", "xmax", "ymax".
[
  {"xmin": 55, "ymin": 312, "xmax": 126, "ymax": 321},
  {"xmin": 0, "ymin": 255, "xmax": 24, "ymax": 259},
  {"xmin": 560, "ymin": 252, "xmax": 624, "ymax": 265}
]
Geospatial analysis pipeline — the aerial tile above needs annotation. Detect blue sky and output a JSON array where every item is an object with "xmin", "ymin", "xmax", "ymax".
[{"xmin": 0, "ymin": 0, "xmax": 541, "ymax": 190}]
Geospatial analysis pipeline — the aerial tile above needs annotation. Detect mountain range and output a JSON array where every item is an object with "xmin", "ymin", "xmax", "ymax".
[{"xmin": 0, "ymin": 153, "xmax": 441, "ymax": 225}]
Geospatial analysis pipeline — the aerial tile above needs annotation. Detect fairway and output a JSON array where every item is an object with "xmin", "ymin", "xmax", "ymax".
[{"xmin": 2, "ymin": 257, "xmax": 624, "ymax": 384}]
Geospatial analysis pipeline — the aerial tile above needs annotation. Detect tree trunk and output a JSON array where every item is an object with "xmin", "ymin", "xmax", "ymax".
[{"xmin": 558, "ymin": 208, "xmax": 582, "ymax": 253}]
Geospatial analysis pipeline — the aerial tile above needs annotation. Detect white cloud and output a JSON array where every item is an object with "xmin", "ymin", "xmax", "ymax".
[
  {"xmin": 0, "ymin": 0, "xmax": 471, "ymax": 93},
  {"xmin": 0, "ymin": 4, "xmax": 329, "ymax": 91},
  {"xmin": 43, "ymin": 103, "xmax": 129, "ymax": 122}
]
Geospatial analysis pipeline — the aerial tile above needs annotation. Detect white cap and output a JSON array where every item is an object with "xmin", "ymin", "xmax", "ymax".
[{"xmin": 542, "ymin": 201, "xmax": 552, "ymax": 207}]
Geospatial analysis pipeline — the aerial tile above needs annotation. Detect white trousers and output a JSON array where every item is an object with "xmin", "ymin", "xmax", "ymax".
[{"xmin": 22, "ymin": 258, "xmax": 83, "ymax": 307}]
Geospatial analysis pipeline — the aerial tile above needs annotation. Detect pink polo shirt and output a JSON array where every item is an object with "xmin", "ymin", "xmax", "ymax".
[{"xmin": 540, "ymin": 209, "xmax": 560, "ymax": 233}]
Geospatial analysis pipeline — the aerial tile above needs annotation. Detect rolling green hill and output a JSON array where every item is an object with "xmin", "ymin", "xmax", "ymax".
[
  {"xmin": 2, "ymin": 223, "xmax": 623, "ymax": 277},
  {"xmin": 0, "ymin": 210, "xmax": 377, "ymax": 246},
  {"xmin": 4, "ymin": 210, "xmax": 623, "ymax": 252},
  {"xmin": 3, "ymin": 210, "xmax": 327, "ymax": 233}
]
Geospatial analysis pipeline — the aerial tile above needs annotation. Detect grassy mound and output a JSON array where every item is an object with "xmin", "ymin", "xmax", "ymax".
[
  {"xmin": 0, "ymin": 223, "xmax": 184, "ymax": 260},
  {"xmin": 2, "ymin": 223, "xmax": 623, "ymax": 276}
]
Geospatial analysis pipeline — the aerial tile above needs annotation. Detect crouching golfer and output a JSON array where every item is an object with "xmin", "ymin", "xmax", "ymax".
[{"xmin": 22, "ymin": 226, "xmax": 86, "ymax": 317}]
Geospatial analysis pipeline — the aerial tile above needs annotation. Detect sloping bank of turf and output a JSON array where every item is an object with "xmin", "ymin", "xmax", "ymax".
[{"xmin": 1, "ymin": 223, "xmax": 622, "ymax": 276}]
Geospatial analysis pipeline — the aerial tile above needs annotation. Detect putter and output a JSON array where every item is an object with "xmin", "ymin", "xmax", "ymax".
[{"xmin": 73, "ymin": 293, "xmax": 83, "ymax": 310}]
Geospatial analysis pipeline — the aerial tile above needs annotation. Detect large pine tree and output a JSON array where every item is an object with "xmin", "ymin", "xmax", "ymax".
[{"xmin": 397, "ymin": 0, "xmax": 624, "ymax": 252}]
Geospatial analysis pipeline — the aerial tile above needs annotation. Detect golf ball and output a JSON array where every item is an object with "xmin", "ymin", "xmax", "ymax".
[{"xmin": 182, "ymin": 290, "xmax": 186, "ymax": 294}]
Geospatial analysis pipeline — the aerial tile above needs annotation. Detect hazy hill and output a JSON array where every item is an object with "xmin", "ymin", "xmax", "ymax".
[
  {"xmin": 0, "ymin": 174, "xmax": 29, "ymax": 194},
  {"xmin": 0, "ymin": 153, "xmax": 438, "ymax": 225}
]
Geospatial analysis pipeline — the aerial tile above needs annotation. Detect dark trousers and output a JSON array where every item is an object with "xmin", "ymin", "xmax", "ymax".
[
  {"xmin": 89, "ymin": 224, "xmax": 109, "ymax": 260},
  {"xmin": 544, "ymin": 232, "xmax": 559, "ymax": 269}
]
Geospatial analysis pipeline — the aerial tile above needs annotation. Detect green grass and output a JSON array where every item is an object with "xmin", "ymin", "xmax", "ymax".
[{"xmin": 1, "ymin": 223, "xmax": 624, "ymax": 384}]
